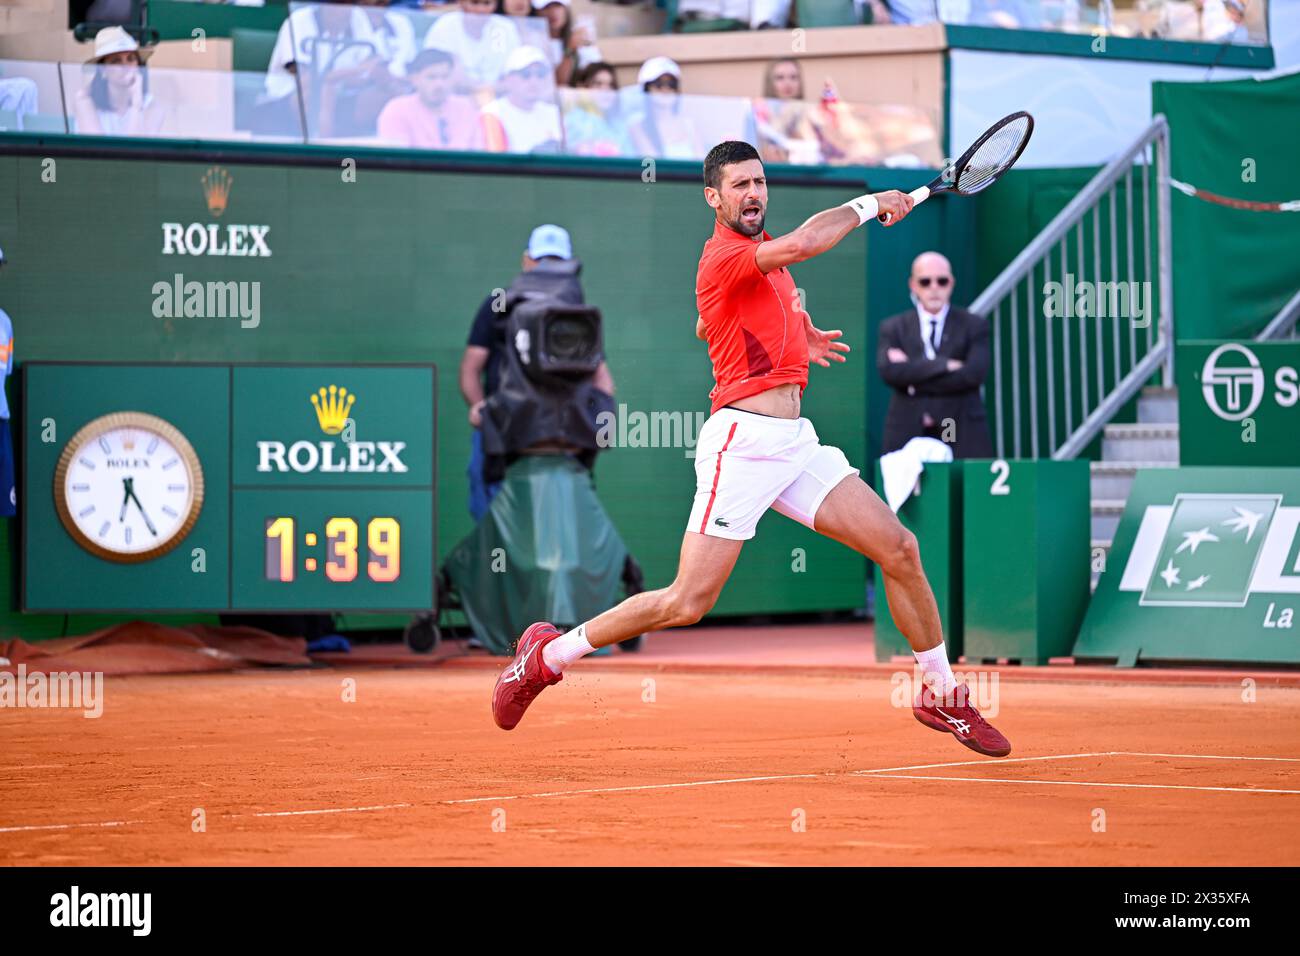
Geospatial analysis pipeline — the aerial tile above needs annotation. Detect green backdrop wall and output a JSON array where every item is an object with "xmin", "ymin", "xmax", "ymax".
[
  {"xmin": 1152, "ymin": 71, "xmax": 1300, "ymax": 341},
  {"xmin": 0, "ymin": 137, "xmax": 968, "ymax": 640}
]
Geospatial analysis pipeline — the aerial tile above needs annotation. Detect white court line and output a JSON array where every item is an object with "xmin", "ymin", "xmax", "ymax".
[
  {"xmin": 0, "ymin": 819, "xmax": 145, "ymax": 834},
  {"xmin": 855, "ymin": 752, "xmax": 1120, "ymax": 774},
  {"xmin": 1117, "ymin": 752, "xmax": 1300, "ymax": 762},
  {"xmin": 250, "ymin": 803, "xmax": 412, "ymax": 818},
  {"xmin": 441, "ymin": 772, "xmax": 829, "ymax": 805},
  {"xmin": 867, "ymin": 773, "xmax": 1300, "ymax": 796}
]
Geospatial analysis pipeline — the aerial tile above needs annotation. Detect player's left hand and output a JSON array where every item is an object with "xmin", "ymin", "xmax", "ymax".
[{"xmin": 807, "ymin": 325, "xmax": 850, "ymax": 367}]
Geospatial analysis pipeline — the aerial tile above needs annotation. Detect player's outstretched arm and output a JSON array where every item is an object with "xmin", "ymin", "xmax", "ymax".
[{"xmin": 755, "ymin": 190, "xmax": 915, "ymax": 274}]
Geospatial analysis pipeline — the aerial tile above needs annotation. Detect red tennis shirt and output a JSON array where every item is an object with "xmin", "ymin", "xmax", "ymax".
[{"xmin": 695, "ymin": 218, "xmax": 809, "ymax": 414}]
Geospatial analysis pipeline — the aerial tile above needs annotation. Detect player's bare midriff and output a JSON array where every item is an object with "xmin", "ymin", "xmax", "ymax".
[{"xmin": 726, "ymin": 381, "xmax": 802, "ymax": 419}]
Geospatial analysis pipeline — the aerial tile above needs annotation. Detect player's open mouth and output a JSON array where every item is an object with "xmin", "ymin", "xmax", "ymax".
[{"xmin": 741, "ymin": 205, "xmax": 761, "ymax": 222}]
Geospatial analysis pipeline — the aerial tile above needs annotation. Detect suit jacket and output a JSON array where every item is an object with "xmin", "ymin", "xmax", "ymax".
[{"xmin": 877, "ymin": 305, "xmax": 993, "ymax": 459}]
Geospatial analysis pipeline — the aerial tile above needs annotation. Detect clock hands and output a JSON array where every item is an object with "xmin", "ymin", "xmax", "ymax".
[
  {"xmin": 119, "ymin": 478, "xmax": 131, "ymax": 522},
  {"xmin": 121, "ymin": 477, "xmax": 159, "ymax": 537}
]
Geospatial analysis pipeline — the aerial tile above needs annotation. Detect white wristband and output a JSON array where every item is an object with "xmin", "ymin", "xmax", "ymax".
[{"xmin": 843, "ymin": 194, "xmax": 879, "ymax": 226}]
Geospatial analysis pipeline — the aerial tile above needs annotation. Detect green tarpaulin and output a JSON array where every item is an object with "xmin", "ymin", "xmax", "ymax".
[
  {"xmin": 443, "ymin": 455, "xmax": 629, "ymax": 654},
  {"xmin": 1153, "ymin": 72, "xmax": 1300, "ymax": 340}
]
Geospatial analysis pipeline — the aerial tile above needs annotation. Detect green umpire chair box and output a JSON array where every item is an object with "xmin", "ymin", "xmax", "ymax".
[
  {"xmin": 962, "ymin": 459, "xmax": 1090, "ymax": 664},
  {"xmin": 873, "ymin": 461, "xmax": 964, "ymax": 662}
]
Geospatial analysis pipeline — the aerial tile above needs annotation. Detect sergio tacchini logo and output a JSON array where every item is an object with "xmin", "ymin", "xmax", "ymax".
[{"xmin": 1201, "ymin": 343, "xmax": 1264, "ymax": 422}]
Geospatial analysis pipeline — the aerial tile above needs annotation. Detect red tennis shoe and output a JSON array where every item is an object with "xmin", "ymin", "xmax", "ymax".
[
  {"xmin": 913, "ymin": 682, "xmax": 1011, "ymax": 758},
  {"xmin": 492, "ymin": 622, "xmax": 564, "ymax": 731}
]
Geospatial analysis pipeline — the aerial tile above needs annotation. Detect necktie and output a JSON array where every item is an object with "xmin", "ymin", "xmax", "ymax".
[{"xmin": 929, "ymin": 317, "xmax": 941, "ymax": 354}]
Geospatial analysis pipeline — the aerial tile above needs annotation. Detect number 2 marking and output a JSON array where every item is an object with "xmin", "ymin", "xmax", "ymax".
[{"xmin": 990, "ymin": 460, "xmax": 1011, "ymax": 496}]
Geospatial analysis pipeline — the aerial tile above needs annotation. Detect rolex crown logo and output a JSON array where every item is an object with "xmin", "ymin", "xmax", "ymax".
[
  {"xmin": 311, "ymin": 385, "xmax": 355, "ymax": 435},
  {"xmin": 122, "ymin": 433, "xmax": 136, "ymax": 451},
  {"xmin": 202, "ymin": 166, "xmax": 233, "ymax": 218}
]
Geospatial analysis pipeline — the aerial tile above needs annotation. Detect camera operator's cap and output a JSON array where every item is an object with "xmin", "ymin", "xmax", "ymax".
[
  {"xmin": 88, "ymin": 26, "xmax": 153, "ymax": 64},
  {"xmin": 527, "ymin": 224, "xmax": 572, "ymax": 260},
  {"xmin": 503, "ymin": 45, "xmax": 550, "ymax": 76},
  {"xmin": 637, "ymin": 56, "xmax": 680, "ymax": 87}
]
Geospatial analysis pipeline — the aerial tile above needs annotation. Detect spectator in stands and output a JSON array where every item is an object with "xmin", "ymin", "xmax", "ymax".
[
  {"xmin": 753, "ymin": 58, "xmax": 823, "ymax": 165},
  {"xmin": 501, "ymin": 0, "xmax": 535, "ymax": 15},
  {"xmin": 481, "ymin": 45, "xmax": 563, "ymax": 153},
  {"xmin": 461, "ymin": 224, "xmax": 613, "ymax": 520},
  {"xmin": 628, "ymin": 57, "xmax": 703, "ymax": 161},
  {"xmin": 1154, "ymin": 0, "xmax": 1251, "ymax": 41},
  {"xmin": 72, "ymin": 27, "xmax": 168, "ymax": 137},
  {"xmin": 561, "ymin": 61, "xmax": 632, "ymax": 157},
  {"xmin": 377, "ymin": 48, "xmax": 487, "ymax": 148},
  {"xmin": 878, "ymin": 0, "xmax": 938, "ymax": 24},
  {"xmin": 314, "ymin": 0, "xmax": 421, "ymax": 136},
  {"xmin": 260, "ymin": 1, "xmax": 371, "ymax": 131},
  {"xmin": 878, "ymin": 251, "xmax": 992, "ymax": 458},
  {"xmin": 422, "ymin": 0, "xmax": 523, "ymax": 91},
  {"xmin": 533, "ymin": 0, "xmax": 602, "ymax": 86},
  {"xmin": 0, "ymin": 74, "xmax": 38, "ymax": 129}
]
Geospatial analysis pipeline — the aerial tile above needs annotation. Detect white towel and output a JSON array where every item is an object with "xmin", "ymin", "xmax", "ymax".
[{"xmin": 879, "ymin": 437, "xmax": 953, "ymax": 513}]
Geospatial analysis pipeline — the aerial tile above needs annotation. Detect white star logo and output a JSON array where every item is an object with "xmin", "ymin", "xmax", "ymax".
[
  {"xmin": 1221, "ymin": 506, "xmax": 1263, "ymax": 542},
  {"xmin": 1186, "ymin": 574, "xmax": 1210, "ymax": 591},
  {"xmin": 1175, "ymin": 527, "xmax": 1220, "ymax": 555},
  {"xmin": 1159, "ymin": 559, "xmax": 1181, "ymax": 588}
]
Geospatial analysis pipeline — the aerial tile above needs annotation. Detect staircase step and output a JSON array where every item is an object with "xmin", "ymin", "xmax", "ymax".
[
  {"xmin": 1090, "ymin": 499, "xmax": 1126, "ymax": 541},
  {"xmin": 1089, "ymin": 460, "xmax": 1178, "ymax": 499},
  {"xmin": 1137, "ymin": 392, "xmax": 1178, "ymax": 424},
  {"xmin": 1102, "ymin": 423, "xmax": 1179, "ymax": 462}
]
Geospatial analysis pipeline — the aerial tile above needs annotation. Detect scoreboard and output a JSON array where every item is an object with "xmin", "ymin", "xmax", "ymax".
[{"xmin": 23, "ymin": 363, "xmax": 436, "ymax": 613}]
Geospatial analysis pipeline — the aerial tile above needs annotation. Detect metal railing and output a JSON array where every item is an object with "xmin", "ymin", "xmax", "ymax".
[
  {"xmin": 1255, "ymin": 288, "xmax": 1300, "ymax": 341},
  {"xmin": 970, "ymin": 114, "xmax": 1174, "ymax": 460}
]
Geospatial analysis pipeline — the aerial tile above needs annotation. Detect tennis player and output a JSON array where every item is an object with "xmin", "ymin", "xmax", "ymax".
[{"xmin": 492, "ymin": 140, "xmax": 1011, "ymax": 757}]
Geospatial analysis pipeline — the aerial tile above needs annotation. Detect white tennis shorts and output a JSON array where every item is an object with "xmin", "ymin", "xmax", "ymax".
[{"xmin": 687, "ymin": 407, "xmax": 860, "ymax": 541}]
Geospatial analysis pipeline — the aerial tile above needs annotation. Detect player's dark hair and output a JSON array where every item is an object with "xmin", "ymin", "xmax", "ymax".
[{"xmin": 703, "ymin": 141, "xmax": 761, "ymax": 191}]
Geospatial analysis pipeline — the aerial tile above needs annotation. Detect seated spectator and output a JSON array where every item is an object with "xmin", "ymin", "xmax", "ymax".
[
  {"xmin": 0, "ymin": 76, "xmax": 39, "ymax": 129},
  {"xmin": 422, "ymin": 0, "xmax": 523, "ymax": 91},
  {"xmin": 533, "ymin": 0, "xmax": 602, "ymax": 86},
  {"xmin": 377, "ymin": 48, "xmax": 487, "ymax": 149},
  {"xmin": 561, "ymin": 61, "xmax": 633, "ymax": 157},
  {"xmin": 752, "ymin": 58, "xmax": 823, "ymax": 165},
  {"xmin": 260, "ymin": 1, "xmax": 417, "ymax": 137},
  {"xmin": 627, "ymin": 57, "xmax": 703, "ymax": 161},
  {"xmin": 883, "ymin": 0, "xmax": 940, "ymax": 23},
  {"xmin": 72, "ymin": 27, "xmax": 168, "ymax": 137},
  {"xmin": 1173, "ymin": 0, "xmax": 1251, "ymax": 42},
  {"xmin": 356, "ymin": 0, "xmax": 420, "ymax": 73},
  {"xmin": 480, "ymin": 46, "xmax": 562, "ymax": 153}
]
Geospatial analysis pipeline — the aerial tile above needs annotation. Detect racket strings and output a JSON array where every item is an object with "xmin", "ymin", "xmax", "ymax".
[{"xmin": 956, "ymin": 117, "xmax": 1032, "ymax": 195}]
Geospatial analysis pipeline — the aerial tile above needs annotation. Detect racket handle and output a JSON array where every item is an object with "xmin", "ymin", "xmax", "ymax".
[{"xmin": 877, "ymin": 185, "xmax": 931, "ymax": 225}]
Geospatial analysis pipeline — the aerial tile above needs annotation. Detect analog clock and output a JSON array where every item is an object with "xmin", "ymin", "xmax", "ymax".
[{"xmin": 54, "ymin": 411, "xmax": 204, "ymax": 563}]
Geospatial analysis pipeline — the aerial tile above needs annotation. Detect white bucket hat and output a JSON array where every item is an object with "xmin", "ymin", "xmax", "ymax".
[
  {"xmin": 637, "ymin": 56, "xmax": 681, "ymax": 87},
  {"xmin": 88, "ymin": 26, "xmax": 152, "ymax": 64}
]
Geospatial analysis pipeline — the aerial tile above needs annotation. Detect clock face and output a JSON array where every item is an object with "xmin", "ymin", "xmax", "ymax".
[{"xmin": 54, "ymin": 412, "xmax": 205, "ymax": 563}]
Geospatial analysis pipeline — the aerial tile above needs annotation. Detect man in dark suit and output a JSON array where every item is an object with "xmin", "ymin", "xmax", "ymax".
[{"xmin": 877, "ymin": 251, "xmax": 993, "ymax": 458}]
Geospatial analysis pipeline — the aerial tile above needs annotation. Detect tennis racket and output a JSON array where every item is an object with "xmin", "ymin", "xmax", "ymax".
[{"xmin": 878, "ymin": 111, "xmax": 1035, "ymax": 224}]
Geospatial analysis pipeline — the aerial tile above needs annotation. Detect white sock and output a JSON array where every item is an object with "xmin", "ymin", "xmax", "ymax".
[
  {"xmin": 542, "ymin": 624, "xmax": 597, "ymax": 674},
  {"xmin": 913, "ymin": 642, "xmax": 958, "ymax": 696}
]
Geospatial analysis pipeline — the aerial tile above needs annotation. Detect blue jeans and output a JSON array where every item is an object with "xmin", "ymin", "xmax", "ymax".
[{"xmin": 468, "ymin": 428, "xmax": 502, "ymax": 522}]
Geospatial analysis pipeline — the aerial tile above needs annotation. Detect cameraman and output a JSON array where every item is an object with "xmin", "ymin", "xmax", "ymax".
[{"xmin": 459, "ymin": 224, "xmax": 614, "ymax": 521}]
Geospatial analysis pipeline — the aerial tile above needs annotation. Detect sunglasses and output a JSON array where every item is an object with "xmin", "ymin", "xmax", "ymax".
[
  {"xmin": 916, "ymin": 276, "xmax": 951, "ymax": 288},
  {"xmin": 516, "ymin": 65, "xmax": 550, "ymax": 80},
  {"xmin": 648, "ymin": 77, "xmax": 679, "ymax": 91}
]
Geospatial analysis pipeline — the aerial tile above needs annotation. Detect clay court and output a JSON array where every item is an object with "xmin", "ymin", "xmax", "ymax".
[{"xmin": 3, "ymin": 626, "xmax": 1298, "ymax": 867}]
